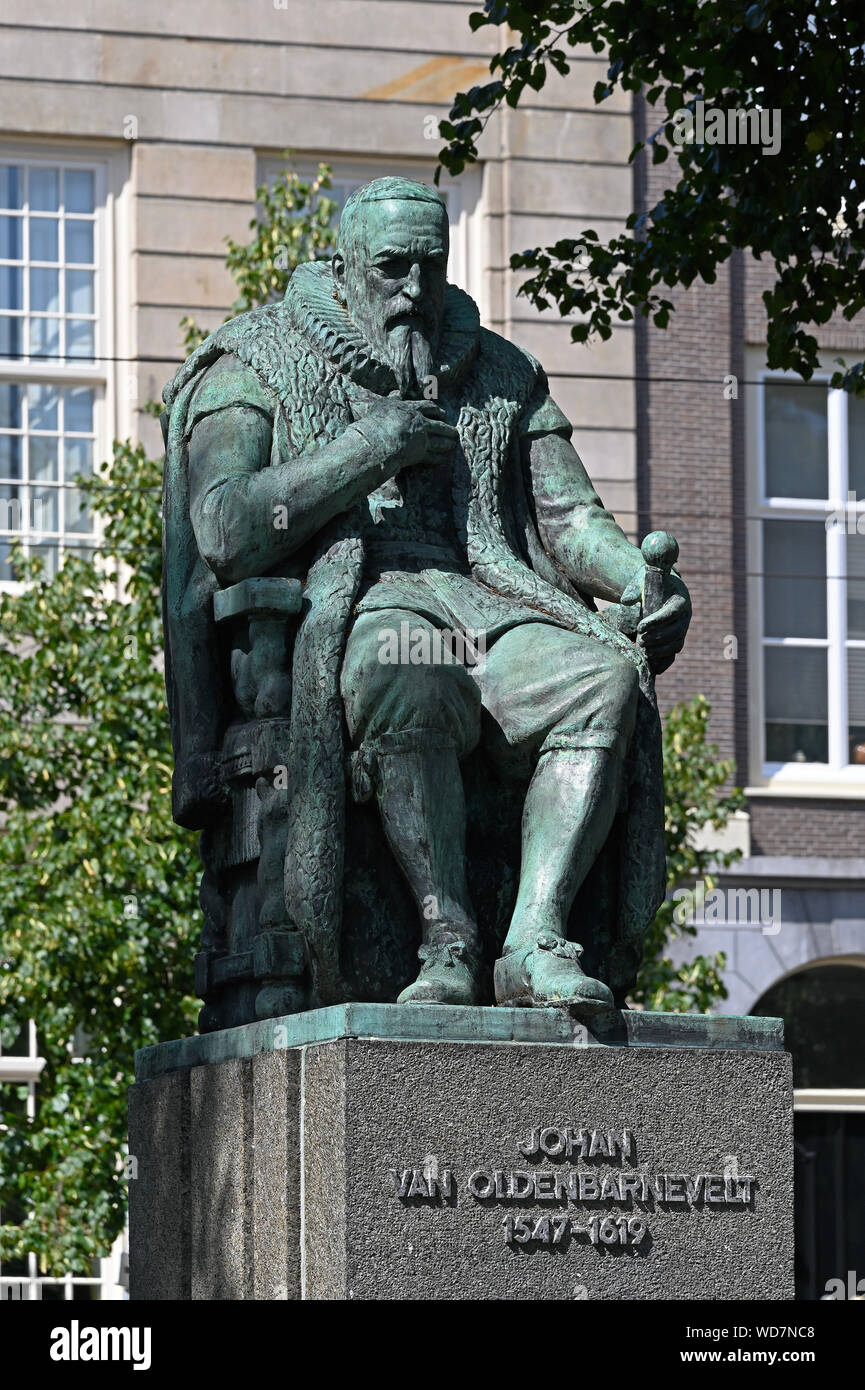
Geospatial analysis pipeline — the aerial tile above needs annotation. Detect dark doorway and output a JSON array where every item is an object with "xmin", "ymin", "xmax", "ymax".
[{"xmin": 752, "ymin": 963, "xmax": 865, "ymax": 1299}]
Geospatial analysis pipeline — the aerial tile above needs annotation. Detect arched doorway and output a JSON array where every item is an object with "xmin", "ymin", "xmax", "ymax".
[{"xmin": 752, "ymin": 961, "xmax": 865, "ymax": 1300}]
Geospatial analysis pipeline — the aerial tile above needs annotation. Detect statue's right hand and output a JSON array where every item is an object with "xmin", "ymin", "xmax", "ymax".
[{"xmin": 354, "ymin": 398, "xmax": 458, "ymax": 477}]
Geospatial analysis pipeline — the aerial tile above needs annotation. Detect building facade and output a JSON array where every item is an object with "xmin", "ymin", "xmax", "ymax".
[
  {"xmin": 638, "ymin": 106, "xmax": 865, "ymax": 1299},
  {"xmin": 0, "ymin": 0, "xmax": 862, "ymax": 1300}
]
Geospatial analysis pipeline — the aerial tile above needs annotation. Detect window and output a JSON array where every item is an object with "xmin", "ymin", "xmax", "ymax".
[
  {"xmin": 755, "ymin": 374, "xmax": 865, "ymax": 779},
  {"xmin": 257, "ymin": 155, "xmax": 485, "ymax": 315},
  {"xmin": 0, "ymin": 157, "xmax": 104, "ymax": 584}
]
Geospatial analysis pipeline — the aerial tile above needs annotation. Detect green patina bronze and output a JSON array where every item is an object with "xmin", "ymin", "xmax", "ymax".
[{"xmin": 161, "ymin": 177, "xmax": 691, "ymax": 1032}]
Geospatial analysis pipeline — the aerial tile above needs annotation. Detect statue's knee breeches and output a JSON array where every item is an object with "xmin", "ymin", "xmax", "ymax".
[
  {"xmin": 475, "ymin": 621, "xmax": 640, "ymax": 767},
  {"xmin": 341, "ymin": 609, "xmax": 482, "ymax": 758}
]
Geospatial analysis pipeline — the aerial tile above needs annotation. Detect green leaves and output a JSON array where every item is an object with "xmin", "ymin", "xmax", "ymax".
[
  {"xmin": 0, "ymin": 443, "xmax": 199, "ymax": 1272},
  {"xmin": 0, "ymin": 158, "xmax": 334, "ymax": 1273},
  {"xmin": 224, "ymin": 162, "xmax": 338, "ymax": 315},
  {"xmin": 632, "ymin": 696, "xmax": 746, "ymax": 1014},
  {"xmin": 181, "ymin": 159, "xmax": 338, "ymax": 355},
  {"xmin": 438, "ymin": 0, "xmax": 865, "ymax": 390}
]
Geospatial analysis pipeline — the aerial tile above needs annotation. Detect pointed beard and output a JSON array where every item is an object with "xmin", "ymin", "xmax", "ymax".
[{"xmin": 385, "ymin": 323, "xmax": 435, "ymax": 398}]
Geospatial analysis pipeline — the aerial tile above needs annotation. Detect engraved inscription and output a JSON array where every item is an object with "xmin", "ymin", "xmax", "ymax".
[{"xmin": 387, "ymin": 1121, "xmax": 758, "ymax": 1250}]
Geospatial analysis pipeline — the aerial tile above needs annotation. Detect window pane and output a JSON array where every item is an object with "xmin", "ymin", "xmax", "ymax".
[
  {"xmin": 30, "ymin": 541, "xmax": 59, "ymax": 578},
  {"xmin": 765, "ymin": 382, "xmax": 828, "ymax": 499},
  {"xmin": 39, "ymin": 1282, "xmax": 67, "ymax": 1301},
  {"xmin": 30, "ymin": 266, "xmax": 60, "ymax": 313},
  {"xmin": 65, "ymin": 488, "xmax": 93, "ymax": 534},
  {"xmin": 848, "ymin": 649, "xmax": 865, "ymax": 764},
  {"xmin": 0, "ymin": 434, "xmax": 21, "ymax": 478},
  {"xmin": 763, "ymin": 519, "xmax": 827, "ymax": 638},
  {"xmin": 764, "ymin": 645, "xmax": 828, "ymax": 763},
  {"xmin": 27, "ymin": 383, "xmax": 59, "ymax": 432},
  {"xmin": 0, "ymin": 482, "xmax": 22, "ymax": 530},
  {"xmin": 65, "ymin": 220, "xmax": 93, "ymax": 265},
  {"xmin": 65, "ymin": 387, "xmax": 93, "ymax": 433},
  {"xmin": 847, "ymin": 533, "xmax": 865, "ymax": 639},
  {"xmin": 64, "ymin": 433, "xmax": 93, "ymax": 474},
  {"xmin": 30, "ymin": 216, "xmax": 59, "ymax": 263},
  {"xmin": 65, "ymin": 540, "xmax": 97, "ymax": 565},
  {"xmin": 0, "ymin": 382, "xmax": 22, "ymax": 429},
  {"xmin": 30, "ymin": 436, "xmax": 58, "ymax": 483},
  {"xmin": 0, "ymin": 315, "xmax": 23, "ymax": 357},
  {"xmin": 66, "ymin": 269, "xmax": 94, "ymax": 315},
  {"xmin": 849, "ymin": 395, "xmax": 865, "ymax": 499},
  {"xmin": 64, "ymin": 170, "xmax": 94, "ymax": 214},
  {"xmin": 0, "ymin": 266, "xmax": 23, "ymax": 311},
  {"xmin": 30, "ymin": 168, "xmax": 59, "ymax": 212},
  {"xmin": 66, "ymin": 319, "xmax": 94, "ymax": 359},
  {"xmin": 0, "ymin": 214, "xmax": 23, "ymax": 259},
  {"xmin": 0, "ymin": 166, "xmax": 23, "ymax": 210},
  {"xmin": 32, "ymin": 487, "xmax": 58, "ymax": 532},
  {"xmin": 28, "ymin": 316, "xmax": 60, "ymax": 357}
]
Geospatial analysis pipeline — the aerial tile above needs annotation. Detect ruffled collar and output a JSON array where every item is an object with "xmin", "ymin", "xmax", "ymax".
[{"xmin": 284, "ymin": 260, "xmax": 480, "ymax": 394}]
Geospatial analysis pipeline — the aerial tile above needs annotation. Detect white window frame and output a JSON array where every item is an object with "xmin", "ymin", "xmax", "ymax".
[
  {"xmin": 746, "ymin": 351, "xmax": 865, "ymax": 796},
  {"xmin": 257, "ymin": 153, "xmax": 487, "ymax": 321},
  {"xmin": 0, "ymin": 142, "xmax": 129, "ymax": 592}
]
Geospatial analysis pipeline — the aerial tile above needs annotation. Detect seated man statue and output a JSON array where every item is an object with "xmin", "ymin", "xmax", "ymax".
[{"xmin": 161, "ymin": 176, "xmax": 691, "ymax": 1029}]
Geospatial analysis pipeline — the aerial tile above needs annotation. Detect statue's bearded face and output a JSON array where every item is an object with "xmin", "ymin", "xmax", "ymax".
[{"xmin": 333, "ymin": 198, "xmax": 448, "ymax": 397}]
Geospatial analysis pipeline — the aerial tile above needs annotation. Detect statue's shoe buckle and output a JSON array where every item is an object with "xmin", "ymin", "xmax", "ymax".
[
  {"xmin": 494, "ymin": 931, "xmax": 614, "ymax": 1013},
  {"xmin": 397, "ymin": 938, "xmax": 483, "ymax": 1007}
]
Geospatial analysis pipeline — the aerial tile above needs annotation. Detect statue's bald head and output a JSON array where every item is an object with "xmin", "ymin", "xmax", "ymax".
[
  {"xmin": 332, "ymin": 178, "xmax": 449, "ymax": 395},
  {"xmin": 337, "ymin": 177, "xmax": 448, "ymax": 263}
]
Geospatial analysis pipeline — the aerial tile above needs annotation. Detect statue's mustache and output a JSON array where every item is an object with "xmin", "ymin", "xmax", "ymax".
[{"xmin": 385, "ymin": 298, "xmax": 430, "ymax": 328}]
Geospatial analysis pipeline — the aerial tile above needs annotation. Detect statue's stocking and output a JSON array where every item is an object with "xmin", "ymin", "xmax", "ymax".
[
  {"xmin": 373, "ymin": 744, "xmax": 480, "ymax": 953},
  {"xmin": 504, "ymin": 747, "xmax": 623, "ymax": 955}
]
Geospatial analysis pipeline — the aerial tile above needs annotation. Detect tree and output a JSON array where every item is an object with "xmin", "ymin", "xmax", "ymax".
[
  {"xmin": 0, "ymin": 157, "xmax": 739, "ymax": 1274},
  {"xmin": 438, "ymin": 0, "xmax": 865, "ymax": 391},
  {"xmin": 180, "ymin": 162, "xmax": 338, "ymax": 352},
  {"xmin": 0, "ymin": 160, "xmax": 337, "ymax": 1275},
  {"xmin": 633, "ymin": 696, "xmax": 745, "ymax": 1014},
  {"xmin": 0, "ymin": 435, "xmax": 196, "ymax": 1274}
]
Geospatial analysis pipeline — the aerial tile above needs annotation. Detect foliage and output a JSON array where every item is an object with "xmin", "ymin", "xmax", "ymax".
[
  {"xmin": 180, "ymin": 160, "xmax": 338, "ymax": 353},
  {"xmin": 438, "ymin": 1, "xmax": 865, "ymax": 391},
  {"xmin": 634, "ymin": 696, "xmax": 746, "ymax": 1013},
  {"xmin": 0, "ymin": 157, "xmax": 334, "ymax": 1273},
  {"xmin": 0, "ymin": 438, "xmax": 197, "ymax": 1272}
]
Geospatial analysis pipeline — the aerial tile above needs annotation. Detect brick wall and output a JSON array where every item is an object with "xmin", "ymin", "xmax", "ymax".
[
  {"xmin": 635, "ymin": 96, "xmax": 865, "ymax": 856},
  {"xmin": 636, "ymin": 127, "xmax": 740, "ymax": 760}
]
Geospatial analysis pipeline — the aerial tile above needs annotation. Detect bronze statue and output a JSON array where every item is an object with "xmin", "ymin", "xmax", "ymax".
[{"xmin": 161, "ymin": 177, "xmax": 690, "ymax": 1031}]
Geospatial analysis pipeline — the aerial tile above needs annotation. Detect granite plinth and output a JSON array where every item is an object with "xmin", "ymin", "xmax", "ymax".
[
  {"xmin": 134, "ymin": 1002, "xmax": 784, "ymax": 1081},
  {"xmin": 128, "ymin": 1005, "xmax": 794, "ymax": 1301}
]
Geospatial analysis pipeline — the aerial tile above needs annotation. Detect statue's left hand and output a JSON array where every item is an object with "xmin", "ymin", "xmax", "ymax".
[{"xmin": 635, "ymin": 570, "xmax": 691, "ymax": 675}]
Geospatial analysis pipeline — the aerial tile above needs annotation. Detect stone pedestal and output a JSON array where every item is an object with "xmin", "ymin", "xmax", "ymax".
[{"xmin": 128, "ymin": 1004, "xmax": 794, "ymax": 1300}]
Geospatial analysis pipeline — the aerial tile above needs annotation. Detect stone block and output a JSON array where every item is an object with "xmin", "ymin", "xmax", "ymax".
[
  {"xmin": 129, "ymin": 1005, "xmax": 794, "ymax": 1301},
  {"xmin": 127, "ymin": 1070, "xmax": 190, "ymax": 1300}
]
